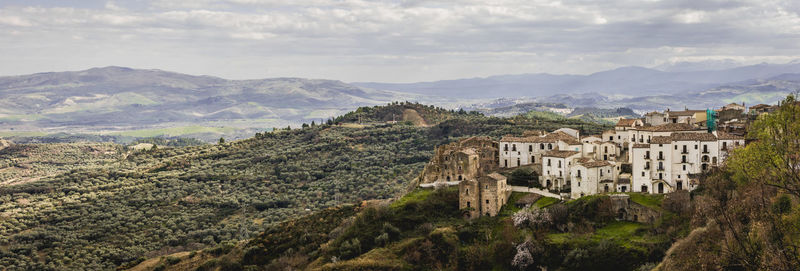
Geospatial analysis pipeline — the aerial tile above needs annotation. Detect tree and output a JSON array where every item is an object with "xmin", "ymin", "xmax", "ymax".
[
  {"xmin": 218, "ymin": 137, "xmax": 225, "ymax": 145},
  {"xmin": 730, "ymin": 95, "xmax": 800, "ymax": 197}
]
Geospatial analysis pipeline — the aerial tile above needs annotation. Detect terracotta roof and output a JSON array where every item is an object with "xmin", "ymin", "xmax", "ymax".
[
  {"xmin": 578, "ymin": 159, "xmax": 613, "ymax": 168},
  {"xmin": 750, "ymin": 104, "xmax": 771, "ymax": 109},
  {"xmin": 548, "ymin": 131, "xmax": 582, "ymax": 145},
  {"xmin": 600, "ymin": 179, "xmax": 614, "ymax": 183},
  {"xmin": 671, "ymin": 132, "xmax": 718, "ymax": 142},
  {"xmin": 716, "ymin": 131, "xmax": 744, "ymax": 140},
  {"xmin": 522, "ymin": 130, "xmax": 545, "ymax": 136},
  {"xmin": 651, "ymin": 136, "xmax": 672, "ymax": 144},
  {"xmin": 543, "ymin": 150, "xmax": 580, "ymax": 158},
  {"xmin": 632, "ymin": 144, "xmax": 650, "ymax": 148},
  {"xmin": 616, "ymin": 118, "xmax": 639, "ymax": 127},
  {"xmin": 637, "ymin": 123, "xmax": 699, "ymax": 132},
  {"xmin": 668, "ymin": 110, "xmax": 705, "ymax": 116},
  {"xmin": 499, "ymin": 135, "xmax": 544, "ymax": 143}
]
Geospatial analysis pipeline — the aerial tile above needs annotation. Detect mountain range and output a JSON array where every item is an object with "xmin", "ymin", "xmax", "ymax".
[
  {"xmin": 0, "ymin": 62, "xmax": 798, "ymax": 141},
  {"xmin": 354, "ymin": 61, "xmax": 800, "ymax": 99}
]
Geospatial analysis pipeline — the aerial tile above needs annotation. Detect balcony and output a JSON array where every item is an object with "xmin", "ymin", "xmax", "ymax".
[
  {"xmin": 644, "ymin": 155, "xmax": 651, "ymax": 159},
  {"xmin": 681, "ymin": 150, "xmax": 689, "ymax": 154},
  {"xmin": 644, "ymin": 166, "xmax": 650, "ymax": 170},
  {"xmin": 657, "ymin": 167, "xmax": 665, "ymax": 171},
  {"xmin": 702, "ymin": 150, "xmax": 710, "ymax": 154},
  {"xmin": 657, "ymin": 156, "xmax": 664, "ymax": 160}
]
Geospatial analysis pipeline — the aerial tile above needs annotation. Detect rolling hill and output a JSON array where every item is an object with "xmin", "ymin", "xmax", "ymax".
[{"xmin": 0, "ymin": 67, "xmax": 429, "ymax": 141}]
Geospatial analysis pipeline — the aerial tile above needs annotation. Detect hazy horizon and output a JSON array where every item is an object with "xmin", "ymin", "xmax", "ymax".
[{"xmin": 2, "ymin": 0, "xmax": 800, "ymax": 83}]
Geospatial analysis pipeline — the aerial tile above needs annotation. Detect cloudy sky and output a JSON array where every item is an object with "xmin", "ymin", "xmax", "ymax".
[{"xmin": 1, "ymin": 0, "xmax": 799, "ymax": 82}]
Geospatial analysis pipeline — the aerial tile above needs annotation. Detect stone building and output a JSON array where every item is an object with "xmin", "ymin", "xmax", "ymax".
[
  {"xmin": 609, "ymin": 194, "xmax": 661, "ymax": 223},
  {"xmin": 459, "ymin": 173, "xmax": 511, "ymax": 218},
  {"xmin": 418, "ymin": 137, "xmax": 498, "ymax": 184}
]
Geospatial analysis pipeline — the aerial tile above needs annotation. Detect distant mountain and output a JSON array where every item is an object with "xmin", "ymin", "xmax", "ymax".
[
  {"xmin": 531, "ymin": 73, "xmax": 800, "ymax": 112},
  {"xmin": 653, "ymin": 59, "xmax": 743, "ymax": 72},
  {"xmin": 0, "ymin": 67, "xmax": 427, "ymax": 140},
  {"xmin": 353, "ymin": 61, "xmax": 800, "ymax": 98}
]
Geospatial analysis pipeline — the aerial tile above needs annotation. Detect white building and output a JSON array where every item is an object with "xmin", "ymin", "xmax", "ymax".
[
  {"xmin": 631, "ymin": 132, "xmax": 744, "ymax": 194},
  {"xmin": 570, "ymin": 159, "xmax": 615, "ymax": 198},
  {"xmin": 499, "ymin": 131, "xmax": 582, "ymax": 170},
  {"xmin": 540, "ymin": 150, "xmax": 581, "ymax": 190}
]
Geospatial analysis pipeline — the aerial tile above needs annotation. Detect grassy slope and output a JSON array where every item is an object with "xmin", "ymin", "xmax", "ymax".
[{"xmin": 158, "ymin": 189, "xmax": 673, "ymax": 271}]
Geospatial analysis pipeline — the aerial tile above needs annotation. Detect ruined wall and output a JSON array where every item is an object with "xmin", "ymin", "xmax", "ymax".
[
  {"xmin": 459, "ymin": 180, "xmax": 480, "ymax": 219},
  {"xmin": 419, "ymin": 137, "xmax": 498, "ymax": 184},
  {"xmin": 610, "ymin": 194, "xmax": 662, "ymax": 224}
]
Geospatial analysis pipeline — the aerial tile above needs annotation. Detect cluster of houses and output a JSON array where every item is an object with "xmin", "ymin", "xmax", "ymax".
[{"xmin": 419, "ymin": 104, "xmax": 760, "ymax": 218}]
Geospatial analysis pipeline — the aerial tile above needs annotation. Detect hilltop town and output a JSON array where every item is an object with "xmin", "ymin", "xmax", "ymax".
[{"xmin": 419, "ymin": 102, "xmax": 777, "ymax": 218}]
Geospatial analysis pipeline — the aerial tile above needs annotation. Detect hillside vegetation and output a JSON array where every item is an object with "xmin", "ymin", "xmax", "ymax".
[
  {"xmin": 144, "ymin": 187, "xmax": 677, "ymax": 270},
  {"xmin": 0, "ymin": 102, "xmax": 610, "ymax": 270},
  {"xmin": 130, "ymin": 95, "xmax": 800, "ymax": 271}
]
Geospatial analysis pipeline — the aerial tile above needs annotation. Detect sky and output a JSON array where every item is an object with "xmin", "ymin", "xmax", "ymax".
[{"xmin": 1, "ymin": 0, "xmax": 799, "ymax": 82}]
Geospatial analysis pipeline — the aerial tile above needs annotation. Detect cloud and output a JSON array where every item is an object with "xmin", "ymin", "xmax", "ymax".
[{"xmin": 0, "ymin": 0, "xmax": 798, "ymax": 82}]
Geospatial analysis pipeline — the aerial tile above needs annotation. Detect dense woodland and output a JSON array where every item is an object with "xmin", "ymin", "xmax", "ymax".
[{"xmin": 0, "ymin": 102, "xmax": 610, "ymax": 270}]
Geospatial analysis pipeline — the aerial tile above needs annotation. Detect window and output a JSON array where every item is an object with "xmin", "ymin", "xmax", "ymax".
[
  {"xmin": 529, "ymin": 145, "xmax": 533, "ymax": 152},
  {"xmin": 722, "ymin": 142, "xmax": 727, "ymax": 149},
  {"xmin": 517, "ymin": 158, "xmax": 520, "ymax": 167},
  {"xmin": 485, "ymin": 185, "xmax": 488, "ymax": 189},
  {"xmin": 694, "ymin": 144, "xmax": 698, "ymax": 149},
  {"xmin": 558, "ymin": 160, "xmax": 561, "ymax": 168},
  {"xmin": 642, "ymin": 171, "xmax": 645, "ymax": 177},
  {"xmin": 548, "ymin": 143, "xmax": 553, "ymax": 149},
  {"xmin": 559, "ymin": 171, "xmax": 562, "ymax": 177},
  {"xmin": 577, "ymin": 170, "xmax": 582, "ymax": 177},
  {"xmin": 512, "ymin": 144, "xmax": 517, "ymax": 151},
  {"xmin": 578, "ymin": 181, "xmax": 581, "ymax": 187},
  {"xmin": 504, "ymin": 144, "xmax": 508, "ymax": 151},
  {"xmin": 467, "ymin": 201, "xmax": 470, "ymax": 208},
  {"xmin": 531, "ymin": 156, "xmax": 535, "ymax": 163},
  {"xmin": 604, "ymin": 146, "xmax": 608, "ymax": 153},
  {"xmin": 682, "ymin": 165, "xmax": 686, "ymax": 170},
  {"xmin": 486, "ymin": 199, "xmax": 489, "ymax": 204},
  {"xmin": 465, "ymin": 188, "xmax": 469, "ymax": 195},
  {"xmin": 540, "ymin": 143, "xmax": 544, "ymax": 149},
  {"xmin": 547, "ymin": 159, "xmax": 551, "ymax": 166},
  {"xmin": 609, "ymin": 136, "xmax": 613, "ymax": 141},
  {"xmin": 600, "ymin": 169, "xmax": 604, "ymax": 176}
]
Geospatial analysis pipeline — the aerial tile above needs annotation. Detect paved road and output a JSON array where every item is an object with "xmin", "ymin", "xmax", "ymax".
[
  {"xmin": 510, "ymin": 186, "xmax": 562, "ymax": 199},
  {"xmin": 419, "ymin": 181, "xmax": 562, "ymax": 200},
  {"xmin": 419, "ymin": 181, "xmax": 460, "ymax": 188}
]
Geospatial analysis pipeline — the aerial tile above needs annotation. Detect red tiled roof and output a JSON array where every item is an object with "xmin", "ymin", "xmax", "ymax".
[
  {"xmin": 543, "ymin": 150, "xmax": 580, "ymax": 158},
  {"xmin": 671, "ymin": 132, "xmax": 718, "ymax": 142},
  {"xmin": 616, "ymin": 118, "xmax": 638, "ymax": 127},
  {"xmin": 716, "ymin": 131, "xmax": 744, "ymax": 140}
]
